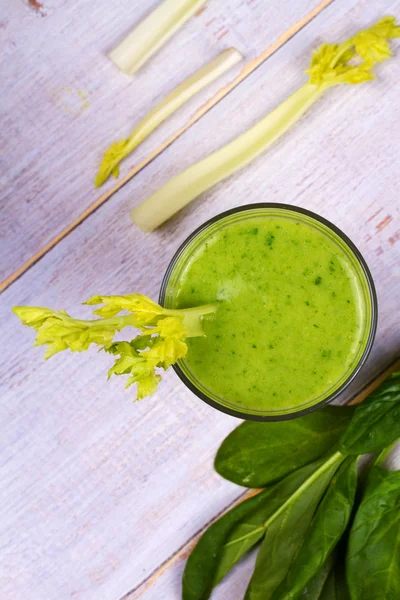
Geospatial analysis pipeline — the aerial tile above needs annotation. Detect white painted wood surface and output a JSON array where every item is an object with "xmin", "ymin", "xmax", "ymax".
[
  {"xmin": 1, "ymin": 0, "xmax": 399, "ymax": 599},
  {"xmin": 0, "ymin": 0, "xmax": 329, "ymax": 283}
]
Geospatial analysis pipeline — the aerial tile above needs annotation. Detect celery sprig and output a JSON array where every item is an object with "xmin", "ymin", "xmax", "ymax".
[
  {"xmin": 131, "ymin": 16, "xmax": 400, "ymax": 232},
  {"xmin": 13, "ymin": 295, "xmax": 217, "ymax": 401},
  {"xmin": 96, "ymin": 49, "xmax": 242, "ymax": 187}
]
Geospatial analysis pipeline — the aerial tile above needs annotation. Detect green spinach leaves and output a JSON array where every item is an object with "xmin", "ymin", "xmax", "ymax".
[
  {"xmin": 339, "ymin": 372, "xmax": 400, "ymax": 455},
  {"xmin": 183, "ymin": 371, "xmax": 400, "ymax": 600},
  {"xmin": 183, "ymin": 461, "xmax": 326, "ymax": 600},
  {"xmin": 244, "ymin": 453, "xmax": 345, "ymax": 599},
  {"xmin": 215, "ymin": 406, "xmax": 353, "ymax": 487},
  {"xmin": 270, "ymin": 458, "xmax": 358, "ymax": 600},
  {"xmin": 347, "ymin": 466, "xmax": 400, "ymax": 600}
]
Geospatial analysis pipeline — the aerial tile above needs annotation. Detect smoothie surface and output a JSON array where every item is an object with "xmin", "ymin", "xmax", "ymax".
[{"xmin": 172, "ymin": 214, "xmax": 368, "ymax": 412}]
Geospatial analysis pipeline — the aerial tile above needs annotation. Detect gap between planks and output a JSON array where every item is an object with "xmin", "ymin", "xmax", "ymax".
[
  {"xmin": 0, "ymin": 0, "xmax": 335, "ymax": 294},
  {"xmin": 122, "ymin": 357, "xmax": 400, "ymax": 600}
]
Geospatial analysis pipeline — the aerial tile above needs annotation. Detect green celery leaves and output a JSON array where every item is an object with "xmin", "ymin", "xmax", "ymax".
[{"xmin": 13, "ymin": 295, "xmax": 217, "ymax": 401}]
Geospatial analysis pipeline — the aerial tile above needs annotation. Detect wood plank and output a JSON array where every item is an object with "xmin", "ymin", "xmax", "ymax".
[
  {"xmin": 124, "ymin": 359, "xmax": 400, "ymax": 600},
  {"xmin": 1, "ymin": 0, "xmax": 399, "ymax": 598},
  {"xmin": 0, "ymin": 0, "xmax": 333, "ymax": 288}
]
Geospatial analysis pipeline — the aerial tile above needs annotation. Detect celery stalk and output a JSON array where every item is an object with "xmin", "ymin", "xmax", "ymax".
[
  {"xmin": 131, "ymin": 85, "xmax": 322, "ymax": 231},
  {"xmin": 96, "ymin": 49, "xmax": 243, "ymax": 187},
  {"xmin": 109, "ymin": 0, "xmax": 208, "ymax": 76},
  {"xmin": 130, "ymin": 16, "xmax": 400, "ymax": 232}
]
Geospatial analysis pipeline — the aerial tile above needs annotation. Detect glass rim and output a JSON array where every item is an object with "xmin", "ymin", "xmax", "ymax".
[{"xmin": 159, "ymin": 203, "xmax": 378, "ymax": 421}]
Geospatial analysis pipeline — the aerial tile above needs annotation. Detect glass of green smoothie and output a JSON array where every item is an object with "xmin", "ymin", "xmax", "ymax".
[{"xmin": 160, "ymin": 204, "xmax": 377, "ymax": 420}]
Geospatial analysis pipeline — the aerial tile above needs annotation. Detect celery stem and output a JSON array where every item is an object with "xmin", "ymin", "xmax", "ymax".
[
  {"xmin": 131, "ymin": 83, "xmax": 324, "ymax": 232},
  {"xmin": 109, "ymin": 0, "xmax": 208, "ymax": 75}
]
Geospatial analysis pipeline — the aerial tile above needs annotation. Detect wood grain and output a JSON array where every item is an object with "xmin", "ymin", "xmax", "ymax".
[
  {"xmin": 1, "ymin": 0, "xmax": 399, "ymax": 599},
  {"xmin": 124, "ymin": 358, "xmax": 400, "ymax": 600},
  {"xmin": 0, "ymin": 0, "xmax": 333, "ymax": 289}
]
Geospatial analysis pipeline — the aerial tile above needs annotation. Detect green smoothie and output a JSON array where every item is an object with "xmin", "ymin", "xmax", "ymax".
[{"xmin": 164, "ymin": 207, "xmax": 374, "ymax": 416}]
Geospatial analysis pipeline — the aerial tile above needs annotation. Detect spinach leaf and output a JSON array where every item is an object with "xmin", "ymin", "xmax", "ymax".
[
  {"xmin": 320, "ymin": 571, "xmax": 336, "ymax": 600},
  {"xmin": 271, "ymin": 457, "xmax": 358, "ymax": 600},
  {"xmin": 244, "ymin": 452, "xmax": 345, "ymax": 600},
  {"xmin": 182, "ymin": 461, "xmax": 324, "ymax": 600},
  {"xmin": 318, "ymin": 540, "xmax": 350, "ymax": 600},
  {"xmin": 213, "ymin": 462, "xmax": 324, "ymax": 585},
  {"xmin": 319, "ymin": 568, "xmax": 349, "ymax": 599},
  {"xmin": 300, "ymin": 556, "xmax": 335, "ymax": 599},
  {"xmin": 339, "ymin": 372, "xmax": 400, "ymax": 455},
  {"xmin": 182, "ymin": 489, "xmax": 270, "ymax": 600},
  {"xmin": 313, "ymin": 549, "xmax": 350, "ymax": 600},
  {"xmin": 347, "ymin": 465, "xmax": 400, "ymax": 600},
  {"xmin": 332, "ymin": 566, "xmax": 351, "ymax": 600},
  {"xmin": 215, "ymin": 406, "xmax": 353, "ymax": 488}
]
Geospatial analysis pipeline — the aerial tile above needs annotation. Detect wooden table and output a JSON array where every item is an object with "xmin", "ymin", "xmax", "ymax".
[{"xmin": 1, "ymin": 1, "xmax": 399, "ymax": 598}]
